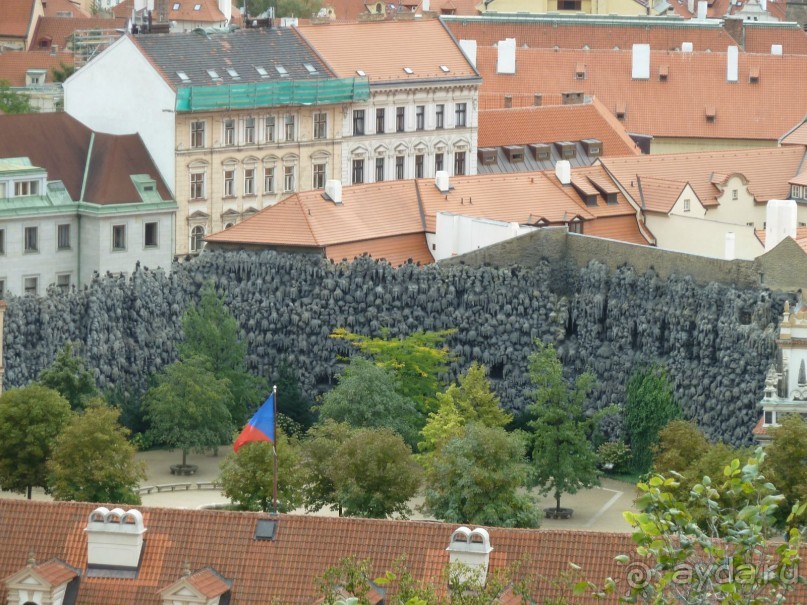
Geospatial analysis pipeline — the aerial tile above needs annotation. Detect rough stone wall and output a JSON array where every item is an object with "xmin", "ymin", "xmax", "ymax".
[{"xmin": 2, "ymin": 248, "xmax": 792, "ymax": 445}]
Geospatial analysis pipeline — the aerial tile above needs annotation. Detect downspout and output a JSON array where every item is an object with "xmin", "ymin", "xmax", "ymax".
[{"xmin": 78, "ymin": 131, "xmax": 95, "ymax": 284}]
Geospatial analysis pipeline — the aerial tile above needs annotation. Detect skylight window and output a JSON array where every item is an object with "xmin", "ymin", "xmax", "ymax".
[
  {"xmin": 255, "ymin": 66, "xmax": 269, "ymax": 77},
  {"xmin": 194, "ymin": 2, "xmax": 201, "ymax": 8},
  {"xmin": 177, "ymin": 71, "xmax": 190, "ymax": 81},
  {"xmin": 206, "ymin": 69, "xmax": 221, "ymax": 80},
  {"xmin": 356, "ymin": 69, "xmax": 366, "ymax": 77},
  {"xmin": 226, "ymin": 68, "xmax": 240, "ymax": 79},
  {"xmin": 439, "ymin": 65, "xmax": 450, "ymax": 72},
  {"xmin": 303, "ymin": 63, "xmax": 318, "ymax": 74},
  {"xmin": 172, "ymin": 2, "xmax": 179, "ymax": 9},
  {"xmin": 403, "ymin": 67, "xmax": 414, "ymax": 74},
  {"xmin": 275, "ymin": 65, "xmax": 289, "ymax": 76}
]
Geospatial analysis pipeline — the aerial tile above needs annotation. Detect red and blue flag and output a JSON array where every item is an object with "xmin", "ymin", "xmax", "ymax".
[{"xmin": 233, "ymin": 392, "xmax": 275, "ymax": 452}]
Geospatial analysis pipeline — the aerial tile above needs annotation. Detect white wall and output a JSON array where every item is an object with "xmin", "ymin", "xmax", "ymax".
[
  {"xmin": 646, "ymin": 213, "xmax": 763, "ymax": 259},
  {"xmin": 433, "ymin": 212, "xmax": 535, "ymax": 261},
  {"xmin": 64, "ymin": 36, "xmax": 177, "ymax": 193}
]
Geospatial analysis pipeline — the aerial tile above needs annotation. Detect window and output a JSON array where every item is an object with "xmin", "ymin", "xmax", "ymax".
[
  {"xmin": 732, "ymin": 189, "xmax": 738, "ymax": 200},
  {"xmin": 396, "ymin": 156, "xmax": 405, "ymax": 180},
  {"xmin": 0, "ymin": 229, "xmax": 4, "ymax": 254},
  {"xmin": 435, "ymin": 153, "xmax": 444, "ymax": 172},
  {"xmin": 112, "ymin": 225, "xmax": 126, "ymax": 251},
  {"xmin": 284, "ymin": 165, "xmax": 295, "ymax": 192},
  {"xmin": 264, "ymin": 166, "xmax": 275, "ymax": 193},
  {"xmin": 15, "ymin": 181, "xmax": 39, "ymax": 196},
  {"xmin": 191, "ymin": 120, "xmax": 205, "ymax": 148},
  {"xmin": 190, "ymin": 172, "xmax": 205, "ymax": 199},
  {"xmin": 560, "ymin": 0, "xmax": 581, "ymax": 8},
  {"xmin": 683, "ymin": 199, "xmax": 691, "ymax": 212},
  {"xmin": 56, "ymin": 273, "xmax": 70, "ymax": 292},
  {"xmin": 0, "ymin": 279, "xmax": 4, "ymax": 299},
  {"xmin": 57, "ymin": 224, "xmax": 70, "ymax": 250},
  {"xmin": 455, "ymin": 103, "xmax": 467, "ymax": 127},
  {"xmin": 454, "ymin": 151, "xmax": 466, "ymax": 176},
  {"xmin": 415, "ymin": 154, "xmax": 424, "ymax": 178},
  {"xmin": 224, "ymin": 169, "xmax": 236, "ymax": 197},
  {"xmin": 207, "ymin": 69, "xmax": 221, "ymax": 81},
  {"xmin": 145, "ymin": 222, "xmax": 158, "ymax": 247},
  {"xmin": 24, "ymin": 226, "xmax": 38, "ymax": 253},
  {"xmin": 764, "ymin": 410, "xmax": 774, "ymax": 425},
  {"xmin": 416, "ymin": 105, "xmax": 425, "ymax": 130},
  {"xmin": 244, "ymin": 117, "xmax": 255, "ymax": 144},
  {"xmin": 244, "ymin": 167, "xmax": 255, "ymax": 195},
  {"xmin": 313, "ymin": 163, "xmax": 326, "ymax": 189},
  {"xmin": 376, "ymin": 108, "xmax": 385, "ymax": 134},
  {"xmin": 352, "ymin": 158, "xmax": 365, "ymax": 184},
  {"xmin": 24, "ymin": 276, "xmax": 38, "ymax": 296},
  {"xmin": 313, "ymin": 112, "xmax": 327, "ymax": 139},
  {"xmin": 793, "ymin": 185, "xmax": 802, "ymax": 199},
  {"xmin": 436, "ymin": 104, "xmax": 444, "ymax": 129},
  {"xmin": 353, "ymin": 110, "xmax": 365, "ymax": 136},
  {"xmin": 265, "ymin": 116, "xmax": 276, "ymax": 142},
  {"xmin": 376, "ymin": 157, "xmax": 384, "ymax": 182},
  {"xmin": 396, "ymin": 107, "xmax": 405, "ymax": 132},
  {"xmin": 224, "ymin": 119, "xmax": 235, "ymax": 146},
  {"xmin": 284, "ymin": 115, "xmax": 295, "ymax": 141},
  {"xmin": 568, "ymin": 219, "xmax": 583, "ymax": 233},
  {"xmin": 190, "ymin": 225, "xmax": 205, "ymax": 253}
]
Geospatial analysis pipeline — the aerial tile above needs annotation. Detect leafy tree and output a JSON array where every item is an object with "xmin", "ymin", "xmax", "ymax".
[
  {"xmin": 763, "ymin": 414, "xmax": 807, "ymax": 525},
  {"xmin": 181, "ymin": 281, "xmax": 266, "ymax": 424},
  {"xmin": 0, "ymin": 80, "xmax": 33, "ymax": 114},
  {"xmin": 652, "ymin": 419, "xmax": 710, "ymax": 475},
  {"xmin": 38, "ymin": 341, "xmax": 98, "ymax": 411},
  {"xmin": 50, "ymin": 62, "xmax": 75, "ymax": 83},
  {"xmin": 218, "ymin": 431, "xmax": 304, "ymax": 512},
  {"xmin": 0, "ymin": 385, "xmax": 72, "ymax": 498},
  {"xmin": 238, "ymin": 0, "xmax": 323, "ymax": 19},
  {"xmin": 529, "ymin": 341, "xmax": 599, "ymax": 515},
  {"xmin": 318, "ymin": 357, "xmax": 422, "ymax": 448},
  {"xmin": 274, "ymin": 361, "xmax": 316, "ymax": 430},
  {"xmin": 331, "ymin": 328, "xmax": 455, "ymax": 414},
  {"xmin": 581, "ymin": 449, "xmax": 806, "ymax": 604},
  {"xmin": 47, "ymin": 399, "xmax": 146, "ymax": 504},
  {"xmin": 624, "ymin": 364, "xmax": 680, "ymax": 473},
  {"xmin": 144, "ymin": 356, "xmax": 234, "ymax": 467},
  {"xmin": 302, "ymin": 421, "xmax": 421, "ymax": 518},
  {"xmin": 422, "ymin": 423, "xmax": 541, "ymax": 528}
]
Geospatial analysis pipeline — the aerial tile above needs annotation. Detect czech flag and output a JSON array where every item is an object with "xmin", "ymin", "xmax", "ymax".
[{"xmin": 233, "ymin": 392, "xmax": 275, "ymax": 452}]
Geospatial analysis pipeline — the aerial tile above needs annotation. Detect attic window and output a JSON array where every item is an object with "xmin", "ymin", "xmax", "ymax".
[
  {"xmin": 177, "ymin": 71, "xmax": 190, "ymax": 82},
  {"xmin": 439, "ymin": 65, "xmax": 450, "ymax": 72},
  {"xmin": 226, "ymin": 68, "xmax": 240, "ymax": 79},
  {"xmin": 304, "ymin": 63, "xmax": 318, "ymax": 74},
  {"xmin": 255, "ymin": 519, "xmax": 278, "ymax": 541},
  {"xmin": 255, "ymin": 66, "xmax": 269, "ymax": 77},
  {"xmin": 207, "ymin": 69, "xmax": 221, "ymax": 81},
  {"xmin": 276, "ymin": 65, "xmax": 289, "ymax": 76},
  {"xmin": 194, "ymin": 3, "xmax": 201, "ymax": 9},
  {"xmin": 606, "ymin": 193, "xmax": 618, "ymax": 205},
  {"xmin": 574, "ymin": 62, "xmax": 586, "ymax": 79},
  {"xmin": 356, "ymin": 69, "xmax": 366, "ymax": 77},
  {"xmin": 705, "ymin": 106, "xmax": 716, "ymax": 122},
  {"xmin": 403, "ymin": 67, "xmax": 414, "ymax": 74},
  {"xmin": 749, "ymin": 66, "xmax": 760, "ymax": 82},
  {"xmin": 659, "ymin": 64, "xmax": 669, "ymax": 80},
  {"xmin": 172, "ymin": 2, "xmax": 179, "ymax": 8}
]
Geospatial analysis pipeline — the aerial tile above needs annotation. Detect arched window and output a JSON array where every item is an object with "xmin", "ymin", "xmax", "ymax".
[{"xmin": 190, "ymin": 226, "xmax": 205, "ymax": 253}]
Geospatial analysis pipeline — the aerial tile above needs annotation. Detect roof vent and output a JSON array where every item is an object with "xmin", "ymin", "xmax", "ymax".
[
  {"xmin": 681, "ymin": 41, "xmax": 693, "ymax": 52},
  {"xmin": 533, "ymin": 93, "xmax": 542, "ymax": 106},
  {"xmin": 581, "ymin": 139, "xmax": 603, "ymax": 157},
  {"xmin": 631, "ymin": 44, "xmax": 650, "ymax": 80},
  {"xmin": 459, "ymin": 39, "xmax": 477, "ymax": 68},
  {"xmin": 496, "ymin": 38, "xmax": 516, "ymax": 75},
  {"xmin": 727, "ymin": 45, "xmax": 739, "ymax": 82},
  {"xmin": 555, "ymin": 160, "xmax": 572, "ymax": 185},
  {"xmin": 85, "ymin": 507, "xmax": 146, "ymax": 573},
  {"xmin": 659, "ymin": 64, "xmax": 669, "ymax": 80},
  {"xmin": 705, "ymin": 106, "xmax": 716, "ymax": 122},
  {"xmin": 503, "ymin": 145, "xmax": 525, "ymax": 163},
  {"xmin": 447, "ymin": 527, "xmax": 493, "ymax": 586},
  {"xmin": 435, "ymin": 170, "xmax": 450, "ymax": 193},
  {"xmin": 749, "ymin": 66, "xmax": 760, "ymax": 82},
  {"xmin": 615, "ymin": 102, "xmax": 626, "ymax": 119},
  {"xmin": 324, "ymin": 179, "xmax": 342, "ymax": 204},
  {"xmin": 478, "ymin": 148, "xmax": 497, "ymax": 165},
  {"xmin": 771, "ymin": 44, "xmax": 783, "ymax": 56},
  {"xmin": 50, "ymin": 44, "xmax": 59, "ymax": 55},
  {"xmin": 561, "ymin": 91, "xmax": 584, "ymax": 105}
]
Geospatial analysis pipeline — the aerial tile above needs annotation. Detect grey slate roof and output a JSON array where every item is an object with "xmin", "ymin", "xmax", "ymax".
[
  {"xmin": 131, "ymin": 28, "xmax": 334, "ymax": 88},
  {"xmin": 476, "ymin": 141, "xmax": 597, "ymax": 175}
]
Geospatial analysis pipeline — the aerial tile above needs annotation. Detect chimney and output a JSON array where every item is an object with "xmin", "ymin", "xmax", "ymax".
[
  {"xmin": 435, "ymin": 170, "xmax": 450, "ymax": 193},
  {"xmin": 631, "ymin": 44, "xmax": 650, "ymax": 80},
  {"xmin": 760, "ymin": 0, "xmax": 766, "ymax": 10},
  {"xmin": 533, "ymin": 93, "xmax": 542, "ymax": 106},
  {"xmin": 771, "ymin": 44, "xmax": 783, "ymax": 56},
  {"xmin": 447, "ymin": 527, "xmax": 493, "ymax": 586},
  {"xmin": 697, "ymin": 0, "xmax": 707, "ymax": 19},
  {"xmin": 681, "ymin": 41, "xmax": 693, "ymax": 52},
  {"xmin": 725, "ymin": 232, "xmax": 736, "ymax": 260},
  {"xmin": 765, "ymin": 199, "xmax": 797, "ymax": 251},
  {"xmin": 496, "ymin": 38, "xmax": 516, "ymax": 75},
  {"xmin": 324, "ymin": 180, "xmax": 342, "ymax": 204},
  {"xmin": 687, "ymin": 0, "xmax": 694, "ymax": 11},
  {"xmin": 459, "ymin": 39, "xmax": 477, "ymax": 68},
  {"xmin": 503, "ymin": 94, "xmax": 512, "ymax": 108},
  {"xmin": 422, "ymin": 0, "xmax": 430, "ymax": 10},
  {"xmin": 555, "ymin": 160, "xmax": 571, "ymax": 185},
  {"xmin": 0, "ymin": 299, "xmax": 5, "ymax": 395},
  {"xmin": 727, "ymin": 45, "xmax": 739, "ymax": 82},
  {"xmin": 85, "ymin": 507, "xmax": 147, "ymax": 571}
]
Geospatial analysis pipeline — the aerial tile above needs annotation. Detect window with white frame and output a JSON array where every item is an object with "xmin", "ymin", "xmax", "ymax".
[
  {"xmin": 436, "ymin": 104, "xmax": 444, "ymax": 129},
  {"xmin": 284, "ymin": 165, "xmax": 295, "ymax": 192},
  {"xmin": 396, "ymin": 107, "xmax": 405, "ymax": 132},
  {"xmin": 376, "ymin": 108, "xmax": 385, "ymax": 134},
  {"xmin": 23, "ymin": 276, "xmax": 38, "ymax": 296},
  {"xmin": 224, "ymin": 168, "xmax": 236, "ymax": 197},
  {"xmin": 244, "ymin": 117, "xmax": 256, "ymax": 144},
  {"xmin": 415, "ymin": 154, "xmax": 424, "ymax": 178},
  {"xmin": 244, "ymin": 167, "xmax": 255, "ymax": 195},
  {"xmin": 352, "ymin": 158, "xmax": 365, "ymax": 184},
  {"xmin": 313, "ymin": 163, "xmax": 326, "ymax": 189},
  {"xmin": 224, "ymin": 119, "xmax": 235, "ymax": 146},
  {"xmin": 375, "ymin": 157, "xmax": 384, "ymax": 182},
  {"xmin": 284, "ymin": 115, "xmax": 295, "ymax": 141},
  {"xmin": 265, "ymin": 116, "xmax": 276, "ymax": 142},
  {"xmin": 416, "ymin": 105, "xmax": 425, "ymax": 130},
  {"xmin": 683, "ymin": 199, "xmax": 691, "ymax": 212},
  {"xmin": 190, "ymin": 225, "xmax": 205, "ymax": 253},
  {"xmin": 435, "ymin": 153, "xmax": 444, "ymax": 173},
  {"xmin": 454, "ymin": 151, "xmax": 466, "ymax": 175},
  {"xmin": 0, "ymin": 228, "xmax": 5, "ymax": 254},
  {"xmin": 190, "ymin": 171, "xmax": 205, "ymax": 199},
  {"xmin": 24, "ymin": 226, "xmax": 38, "ymax": 252},
  {"xmin": 15, "ymin": 181, "xmax": 39, "ymax": 196},
  {"xmin": 455, "ymin": 103, "xmax": 467, "ymax": 128},
  {"xmin": 314, "ymin": 112, "xmax": 327, "ymax": 139},
  {"xmin": 264, "ymin": 165, "xmax": 275, "ymax": 193},
  {"xmin": 191, "ymin": 120, "xmax": 205, "ymax": 148},
  {"xmin": 57, "ymin": 224, "xmax": 70, "ymax": 250},
  {"xmin": 112, "ymin": 225, "xmax": 126, "ymax": 251},
  {"xmin": 145, "ymin": 221, "xmax": 158, "ymax": 247},
  {"xmin": 731, "ymin": 189, "xmax": 738, "ymax": 200},
  {"xmin": 396, "ymin": 156, "xmax": 405, "ymax": 180},
  {"xmin": 353, "ymin": 110, "xmax": 365, "ymax": 136}
]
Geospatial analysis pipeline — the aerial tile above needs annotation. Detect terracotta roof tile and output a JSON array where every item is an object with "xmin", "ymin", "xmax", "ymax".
[
  {"xmin": 43, "ymin": 0, "xmax": 91, "ymax": 17},
  {"xmin": 111, "ymin": 0, "xmax": 134, "ymax": 18},
  {"xmin": 327, "ymin": 232, "xmax": 434, "ymax": 265},
  {"xmin": 29, "ymin": 16, "xmax": 126, "ymax": 50},
  {"xmin": 31, "ymin": 559, "xmax": 80, "ymax": 586},
  {"xmin": 637, "ymin": 176, "xmax": 689, "ymax": 213},
  {"xmin": 166, "ymin": 0, "xmax": 226, "ymax": 22},
  {"xmin": 476, "ymin": 46, "xmax": 807, "ymax": 142},
  {"xmin": 743, "ymin": 23, "xmax": 807, "ymax": 55},
  {"xmin": 0, "ymin": 0, "xmax": 37, "ymax": 39},
  {"xmin": 184, "ymin": 568, "xmax": 231, "ymax": 598},
  {"xmin": 296, "ymin": 20, "xmax": 478, "ymax": 82},
  {"xmin": 781, "ymin": 120, "xmax": 807, "ymax": 146},
  {"xmin": 0, "ymin": 50, "xmax": 74, "ymax": 86}
]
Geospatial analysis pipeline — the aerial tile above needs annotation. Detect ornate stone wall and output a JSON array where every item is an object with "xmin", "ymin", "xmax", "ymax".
[{"xmin": 2, "ymin": 249, "xmax": 791, "ymax": 445}]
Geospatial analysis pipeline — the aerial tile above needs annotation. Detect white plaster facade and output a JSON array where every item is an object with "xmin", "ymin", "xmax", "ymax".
[{"xmin": 433, "ymin": 211, "xmax": 535, "ymax": 260}]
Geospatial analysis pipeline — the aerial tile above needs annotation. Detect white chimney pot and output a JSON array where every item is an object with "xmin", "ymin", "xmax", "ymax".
[
  {"xmin": 436, "ymin": 170, "xmax": 450, "ymax": 193},
  {"xmin": 325, "ymin": 179, "xmax": 342, "ymax": 204},
  {"xmin": 556, "ymin": 160, "xmax": 572, "ymax": 185},
  {"xmin": 697, "ymin": 0, "xmax": 707, "ymax": 18}
]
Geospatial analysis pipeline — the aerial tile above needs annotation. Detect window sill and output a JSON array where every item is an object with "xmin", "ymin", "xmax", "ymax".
[
  {"xmin": 24, "ymin": 250, "xmax": 39, "ymax": 254},
  {"xmin": 190, "ymin": 198, "xmax": 207, "ymax": 202},
  {"xmin": 57, "ymin": 247, "xmax": 71, "ymax": 252},
  {"xmin": 243, "ymin": 194, "xmax": 258, "ymax": 198},
  {"xmin": 111, "ymin": 249, "xmax": 127, "ymax": 253}
]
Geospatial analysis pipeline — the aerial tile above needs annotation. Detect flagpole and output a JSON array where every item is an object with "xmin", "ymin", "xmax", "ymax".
[{"xmin": 272, "ymin": 384, "xmax": 278, "ymax": 515}]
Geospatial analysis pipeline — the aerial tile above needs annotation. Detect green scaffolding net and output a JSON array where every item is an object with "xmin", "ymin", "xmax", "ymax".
[{"xmin": 175, "ymin": 77, "xmax": 370, "ymax": 112}]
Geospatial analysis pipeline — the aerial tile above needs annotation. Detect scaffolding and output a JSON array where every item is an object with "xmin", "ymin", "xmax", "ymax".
[
  {"xmin": 71, "ymin": 28, "xmax": 124, "ymax": 69},
  {"xmin": 174, "ymin": 77, "xmax": 371, "ymax": 112}
]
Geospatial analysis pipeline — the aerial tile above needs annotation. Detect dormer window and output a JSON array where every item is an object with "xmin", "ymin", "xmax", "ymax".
[
  {"xmin": 792, "ymin": 185, "xmax": 804, "ymax": 199},
  {"xmin": 683, "ymin": 198, "xmax": 691, "ymax": 212},
  {"xmin": 255, "ymin": 66, "xmax": 269, "ymax": 77},
  {"xmin": 14, "ymin": 180, "xmax": 39, "ymax": 196},
  {"xmin": 275, "ymin": 65, "xmax": 289, "ymax": 76}
]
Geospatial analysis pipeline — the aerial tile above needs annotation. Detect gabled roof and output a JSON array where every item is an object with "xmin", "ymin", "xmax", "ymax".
[
  {"xmin": 296, "ymin": 20, "xmax": 479, "ymax": 83},
  {"xmin": 755, "ymin": 226, "xmax": 807, "ymax": 254},
  {"xmin": 164, "ymin": 0, "xmax": 226, "ymax": 22},
  {"xmin": 478, "ymin": 98, "xmax": 640, "ymax": 156},
  {"xmin": 743, "ymin": 22, "xmax": 807, "ymax": 55},
  {"xmin": 0, "ymin": 50, "xmax": 73, "ymax": 86},
  {"xmin": 636, "ymin": 175, "xmax": 690, "ymax": 213},
  {"xmin": 0, "ymin": 0, "xmax": 38, "ymax": 39},
  {"xmin": 781, "ymin": 119, "xmax": 807, "ymax": 146},
  {"xmin": 0, "ymin": 113, "xmax": 172, "ymax": 204},
  {"xmin": 599, "ymin": 146, "xmax": 806, "ymax": 207},
  {"xmin": 476, "ymin": 46, "xmax": 807, "ymax": 142},
  {"xmin": 43, "ymin": 0, "xmax": 90, "ymax": 18},
  {"xmin": 130, "ymin": 27, "xmax": 333, "ymax": 89},
  {"xmin": 29, "ymin": 16, "xmax": 126, "ymax": 50}
]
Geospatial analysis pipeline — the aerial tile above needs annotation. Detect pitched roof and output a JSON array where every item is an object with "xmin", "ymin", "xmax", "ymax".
[
  {"xmin": 165, "ymin": 0, "xmax": 226, "ymax": 22},
  {"xmin": 0, "ymin": 0, "xmax": 38, "ymax": 39},
  {"xmin": 743, "ymin": 22, "xmax": 807, "ymax": 55},
  {"xmin": 31, "ymin": 559, "xmax": 80, "ymax": 586},
  {"xmin": 636, "ymin": 175, "xmax": 689, "ymax": 213},
  {"xmin": 476, "ymin": 46, "xmax": 807, "ymax": 142},
  {"xmin": 599, "ymin": 146, "xmax": 807, "ymax": 208},
  {"xmin": 130, "ymin": 27, "xmax": 333, "ymax": 89},
  {"xmin": 0, "ymin": 50, "xmax": 74, "ymax": 86},
  {"xmin": 755, "ymin": 226, "xmax": 807, "ymax": 254},
  {"xmin": 781, "ymin": 119, "xmax": 807, "ymax": 146},
  {"xmin": 296, "ymin": 20, "xmax": 479, "ymax": 83},
  {"xmin": 0, "ymin": 112, "xmax": 172, "ymax": 204},
  {"xmin": 478, "ymin": 98, "xmax": 640, "ymax": 156},
  {"xmin": 29, "ymin": 16, "xmax": 127, "ymax": 50},
  {"xmin": 42, "ymin": 0, "xmax": 90, "ymax": 17}
]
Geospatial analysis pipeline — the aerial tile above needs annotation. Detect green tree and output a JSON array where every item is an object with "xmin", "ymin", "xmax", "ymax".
[
  {"xmin": 624, "ymin": 364, "xmax": 680, "ymax": 473},
  {"xmin": 302, "ymin": 420, "xmax": 353, "ymax": 515},
  {"xmin": 331, "ymin": 328, "xmax": 455, "ymax": 414},
  {"xmin": 763, "ymin": 414, "xmax": 807, "ymax": 525},
  {"xmin": 47, "ymin": 400, "xmax": 146, "ymax": 504},
  {"xmin": 529, "ymin": 341, "xmax": 599, "ymax": 515},
  {"xmin": 218, "ymin": 431, "xmax": 305, "ymax": 512},
  {"xmin": 422, "ymin": 423, "xmax": 541, "ymax": 528},
  {"xmin": 275, "ymin": 362, "xmax": 316, "ymax": 430},
  {"xmin": 50, "ymin": 62, "xmax": 75, "ymax": 83},
  {"xmin": 581, "ymin": 449, "xmax": 805, "ymax": 604},
  {"xmin": 181, "ymin": 281, "xmax": 266, "ymax": 424},
  {"xmin": 0, "ymin": 384, "xmax": 72, "ymax": 498},
  {"xmin": 652, "ymin": 419, "xmax": 710, "ymax": 475},
  {"xmin": 0, "ymin": 80, "xmax": 33, "ymax": 114},
  {"xmin": 238, "ymin": 0, "xmax": 323, "ymax": 19},
  {"xmin": 38, "ymin": 341, "xmax": 98, "ymax": 411},
  {"xmin": 144, "ymin": 356, "xmax": 234, "ymax": 467},
  {"xmin": 318, "ymin": 357, "xmax": 422, "ymax": 448}
]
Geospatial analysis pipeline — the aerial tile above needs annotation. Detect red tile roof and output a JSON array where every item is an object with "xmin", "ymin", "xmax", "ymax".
[
  {"xmin": 29, "ymin": 15, "xmax": 126, "ymax": 50},
  {"xmin": 478, "ymin": 98, "xmax": 640, "ymax": 156},
  {"xmin": 476, "ymin": 46, "xmax": 807, "ymax": 142},
  {"xmin": 781, "ymin": 119, "xmax": 807, "ymax": 146},
  {"xmin": 0, "ymin": 50, "xmax": 74, "ymax": 86},
  {"xmin": 185, "ymin": 568, "xmax": 231, "ymax": 598},
  {"xmin": 756, "ymin": 226, "xmax": 807, "ymax": 253},
  {"xmin": 327, "ymin": 232, "xmax": 435, "ymax": 265},
  {"xmin": 743, "ymin": 23, "xmax": 807, "ymax": 54},
  {"xmin": 636, "ymin": 175, "xmax": 689, "ymax": 213},
  {"xmin": 168, "ymin": 0, "xmax": 226, "ymax": 23},
  {"xmin": 296, "ymin": 20, "xmax": 479, "ymax": 82},
  {"xmin": 0, "ymin": 0, "xmax": 38, "ymax": 39},
  {"xmin": 43, "ymin": 0, "xmax": 90, "ymax": 17},
  {"xmin": 31, "ymin": 559, "xmax": 80, "ymax": 586}
]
